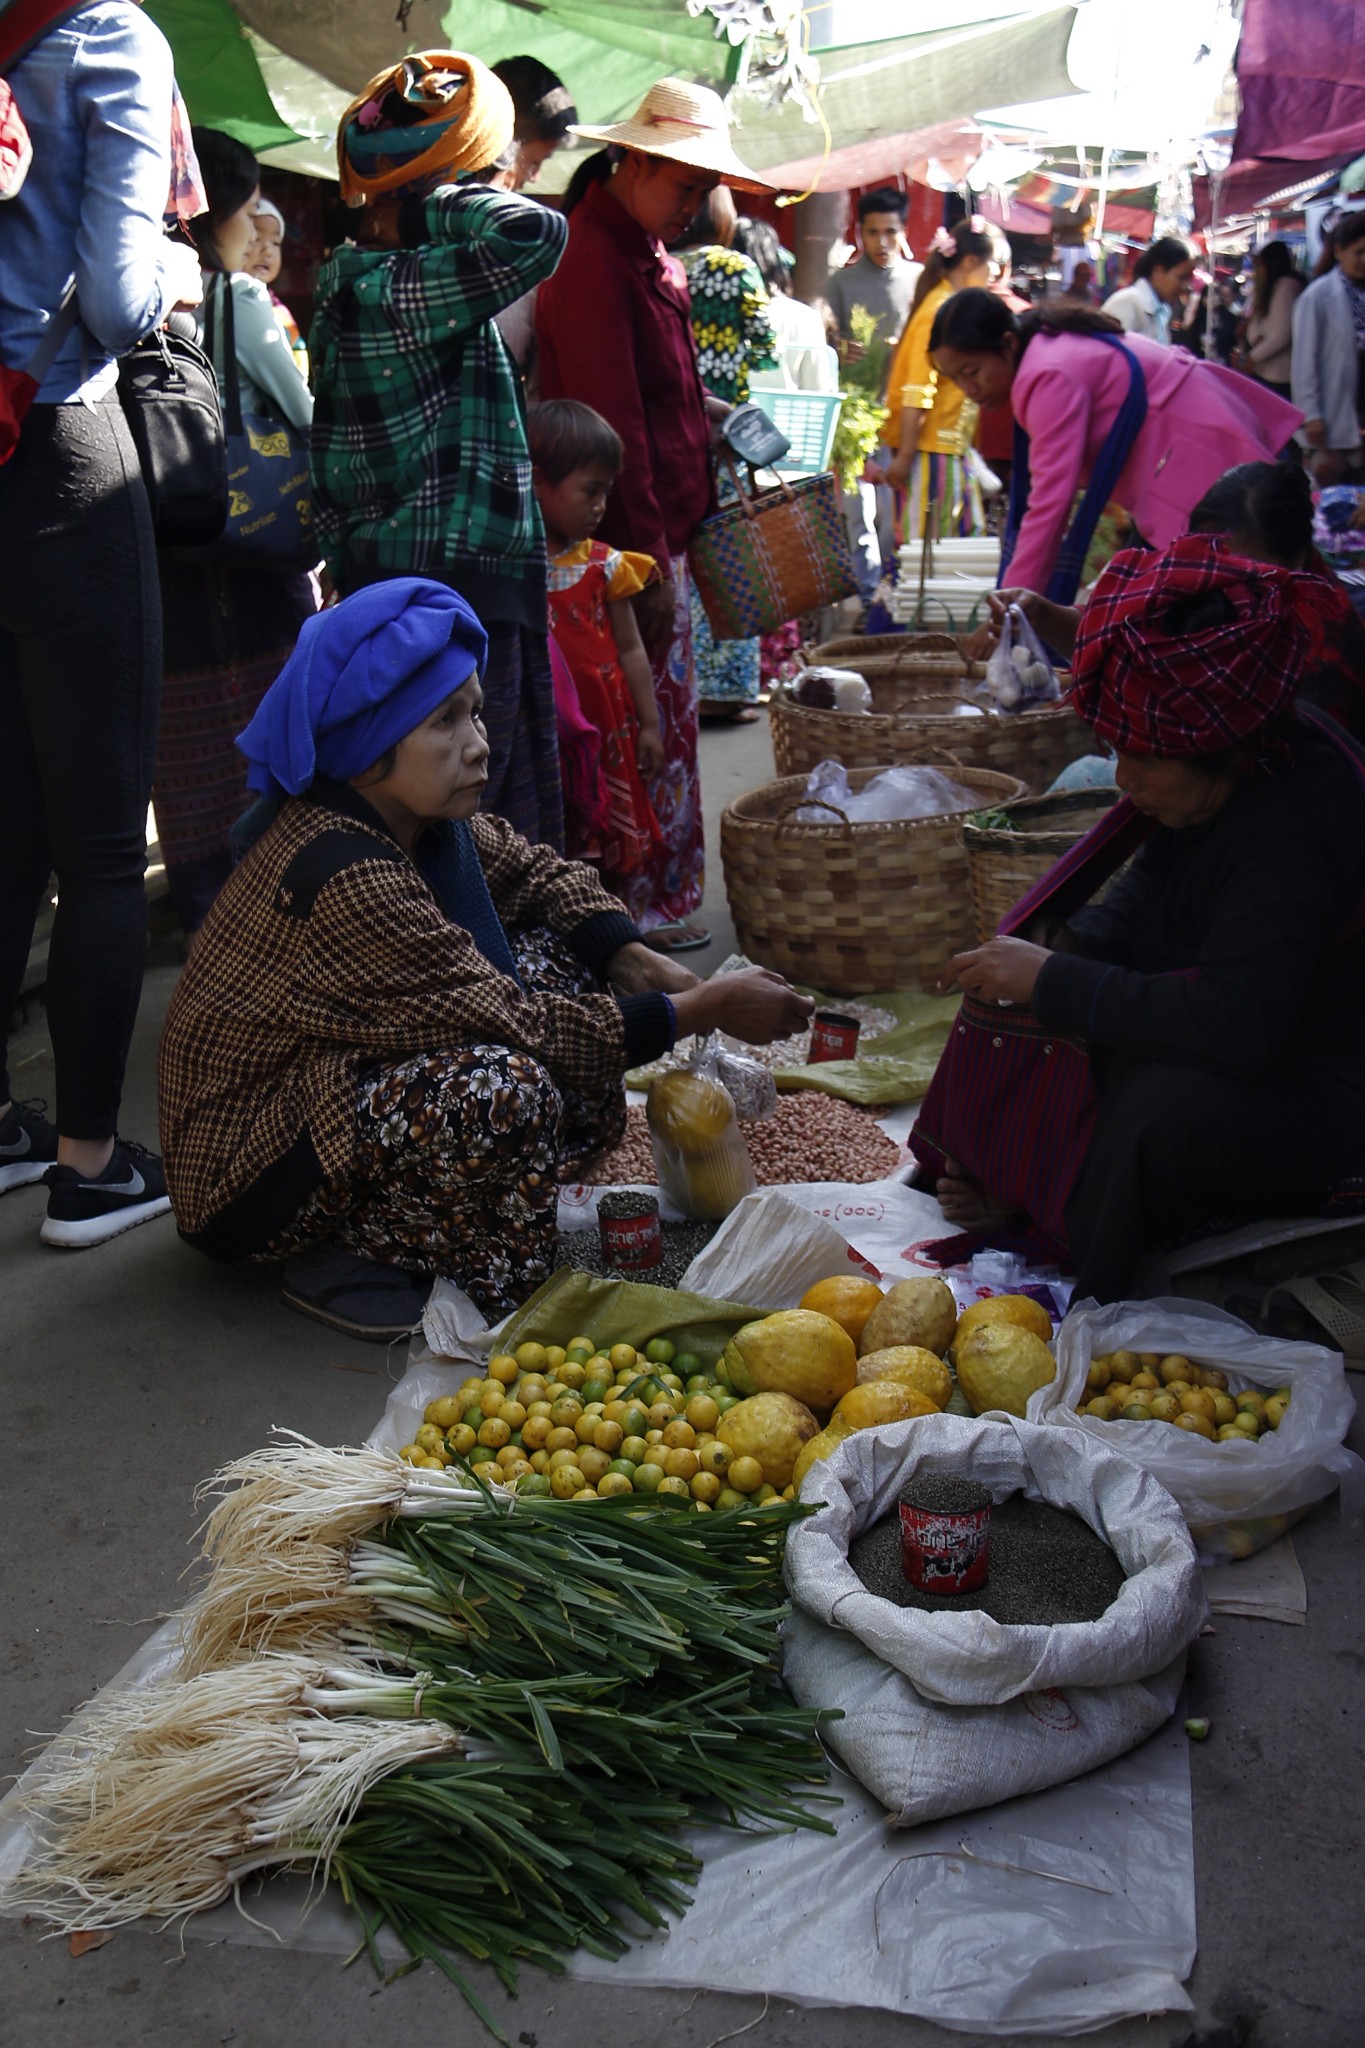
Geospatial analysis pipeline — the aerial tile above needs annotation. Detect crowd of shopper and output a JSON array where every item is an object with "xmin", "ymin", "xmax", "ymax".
[{"xmin": 4, "ymin": 0, "xmax": 1363, "ymax": 1329}]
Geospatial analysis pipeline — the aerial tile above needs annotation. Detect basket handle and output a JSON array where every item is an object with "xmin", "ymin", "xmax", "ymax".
[
  {"xmin": 719, "ymin": 447, "xmax": 795, "ymax": 518},
  {"xmin": 772, "ymin": 793, "xmax": 854, "ymax": 836}
]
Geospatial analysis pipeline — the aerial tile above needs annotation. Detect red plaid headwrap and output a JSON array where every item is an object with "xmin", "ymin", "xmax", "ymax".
[{"xmin": 1069, "ymin": 535, "xmax": 1327, "ymax": 757}]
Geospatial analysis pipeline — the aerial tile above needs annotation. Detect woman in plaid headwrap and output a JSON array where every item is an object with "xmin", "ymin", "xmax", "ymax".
[{"xmin": 932, "ymin": 535, "xmax": 1365, "ymax": 1299}]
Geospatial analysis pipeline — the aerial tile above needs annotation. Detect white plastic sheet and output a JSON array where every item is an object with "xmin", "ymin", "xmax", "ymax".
[{"xmin": 1033, "ymin": 1297, "xmax": 1365, "ymax": 1561}]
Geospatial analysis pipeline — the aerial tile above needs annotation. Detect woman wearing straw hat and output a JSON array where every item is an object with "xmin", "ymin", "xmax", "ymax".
[
  {"xmin": 536, "ymin": 78, "xmax": 777, "ymax": 950},
  {"xmin": 310, "ymin": 52, "xmax": 570, "ymax": 851}
]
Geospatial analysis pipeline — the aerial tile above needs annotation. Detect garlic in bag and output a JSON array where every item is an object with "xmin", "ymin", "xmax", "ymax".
[{"xmin": 985, "ymin": 604, "xmax": 1061, "ymax": 711}]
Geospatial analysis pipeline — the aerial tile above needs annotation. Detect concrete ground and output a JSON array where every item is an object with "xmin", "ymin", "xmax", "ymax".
[{"xmin": 2, "ymin": 715, "xmax": 1363, "ymax": 2048}]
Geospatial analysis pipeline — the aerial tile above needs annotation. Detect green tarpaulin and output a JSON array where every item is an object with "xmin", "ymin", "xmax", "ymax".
[{"xmin": 144, "ymin": 0, "xmax": 301, "ymax": 154}]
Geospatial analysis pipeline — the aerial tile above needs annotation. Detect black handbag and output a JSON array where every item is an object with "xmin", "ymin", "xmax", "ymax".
[
  {"xmin": 202, "ymin": 274, "xmax": 316, "ymax": 568},
  {"xmin": 117, "ymin": 321, "xmax": 227, "ymax": 547}
]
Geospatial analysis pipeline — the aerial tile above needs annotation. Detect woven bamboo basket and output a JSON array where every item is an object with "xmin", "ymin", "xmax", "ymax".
[
  {"xmin": 721, "ymin": 764, "xmax": 1027, "ymax": 995},
  {"xmin": 773, "ymin": 632, "xmax": 1092, "ymax": 792},
  {"xmin": 964, "ymin": 789, "xmax": 1121, "ymax": 943}
]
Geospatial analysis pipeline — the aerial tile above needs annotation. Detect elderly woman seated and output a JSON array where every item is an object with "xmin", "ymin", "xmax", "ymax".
[
  {"xmin": 915, "ymin": 535, "xmax": 1365, "ymax": 1301},
  {"xmin": 158, "ymin": 580, "xmax": 810, "ymax": 1337}
]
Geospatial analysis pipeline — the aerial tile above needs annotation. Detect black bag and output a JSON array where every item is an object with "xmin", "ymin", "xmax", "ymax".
[
  {"xmin": 202, "ymin": 274, "xmax": 316, "ymax": 567},
  {"xmin": 117, "ymin": 322, "xmax": 227, "ymax": 547}
]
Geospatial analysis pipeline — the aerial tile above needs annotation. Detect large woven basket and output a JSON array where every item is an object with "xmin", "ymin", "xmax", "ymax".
[
  {"xmin": 721, "ymin": 764, "xmax": 1027, "ymax": 995},
  {"xmin": 963, "ymin": 788, "xmax": 1121, "ymax": 942},
  {"xmin": 775, "ymin": 632, "xmax": 1092, "ymax": 793}
]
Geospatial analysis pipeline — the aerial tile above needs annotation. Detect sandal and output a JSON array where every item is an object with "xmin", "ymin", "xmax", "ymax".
[
  {"xmin": 281, "ymin": 1241, "xmax": 431, "ymax": 1343},
  {"xmin": 1262, "ymin": 1262, "xmax": 1365, "ymax": 1368},
  {"xmin": 643, "ymin": 923, "xmax": 711, "ymax": 954},
  {"xmin": 699, "ymin": 704, "xmax": 762, "ymax": 724}
]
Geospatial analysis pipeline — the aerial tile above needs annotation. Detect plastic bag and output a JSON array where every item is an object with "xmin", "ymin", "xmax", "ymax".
[
  {"xmin": 710, "ymin": 1041, "xmax": 778, "ymax": 1122},
  {"xmin": 797, "ymin": 756, "xmax": 976, "ymax": 824},
  {"xmin": 646, "ymin": 1043, "xmax": 756, "ymax": 1222},
  {"xmin": 1032, "ymin": 1297, "xmax": 1365, "ymax": 1563},
  {"xmin": 986, "ymin": 603, "xmax": 1061, "ymax": 710},
  {"xmin": 792, "ymin": 664, "xmax": 872, "ymax": 713},
  {"xmin": 782, "ymin": 1414, "xmax": 1203, "ymax": 1824}
]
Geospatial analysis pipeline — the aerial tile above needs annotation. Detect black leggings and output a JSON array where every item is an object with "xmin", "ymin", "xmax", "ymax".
[{"xmin": 0, "ymin": 396, "xmax": 162, "ymax": 1139}]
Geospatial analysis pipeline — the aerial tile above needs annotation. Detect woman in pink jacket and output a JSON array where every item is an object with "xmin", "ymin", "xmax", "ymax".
[{"xmin": 928, "ymin": 290, "xmax": 1302, "ymax": 600}]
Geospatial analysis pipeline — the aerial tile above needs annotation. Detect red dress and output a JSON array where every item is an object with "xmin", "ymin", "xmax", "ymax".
[{"xmin": 547, "ymin": 539, "xmax": 662, "ymax": 893}]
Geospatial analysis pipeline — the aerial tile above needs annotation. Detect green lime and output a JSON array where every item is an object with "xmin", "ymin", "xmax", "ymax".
[
  {"xmin": 515, "ymin": 1472, "xmax": 553, "ymax": 1496},
  {"xmin": 715, "ymin": 1487, "xmax": 748, "ymax": 1511},
  {"xmin": 684, "ymin": 1374, "xmax": 711, "ymax": 1395},
  {"xmin": 672, "ymin": 1353, "xmax": 701, "ymax": 1378},
  {"xmin": 468, "ymin": 1445, "xmax": 498, "ymax": 1466},
  {"xmin": 632, "ymin": 1461, "xmax": 664, "ymax": 1493},
  {"xmin": 607, "ymin": 1458, "xmax": 638, "ymax": 1479},
  {"xmin": 581, "ymin": 1378, "xmax": 610, "ymax": 1406},
  {"xmin": 620, "ymin": 1405, "xmax": 649, "ymax": 1439},
  {"xmin": 462, "ymin": 1405, "xmax": 484, "ymax": 1429},
  {"xmin": 644, "ymin": 1337, "xmax": 676, "ymax": 1365},
  {"xmin": 714, "ymin": 1393, "xmax": 740, "ymax": 1414}
]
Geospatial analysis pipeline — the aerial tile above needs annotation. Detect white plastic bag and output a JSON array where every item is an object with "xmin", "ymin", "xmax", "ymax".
[
  {"xmin": 798, "ymin": 756, "xmax": 976, "ymax": 824},
  {"xmin": 783, "ymin": 1415, "xmax": 1202, "ymax": 1824},
  {"xmin": 1034, "ymin": 1297, "xmax": 1365, "ymax": 1563},
  {"xmin": 792, "ymin": 664, "xmax": 872, "ymax": 713},
  {"xmin": 986, "ymin": 603, "xmax": 1060, "ymax": 710}
]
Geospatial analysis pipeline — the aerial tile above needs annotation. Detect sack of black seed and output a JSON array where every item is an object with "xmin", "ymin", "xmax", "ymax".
[{"xmin": 781, "ymin": 1413, "xmax": 1206, "ymax": 1826}]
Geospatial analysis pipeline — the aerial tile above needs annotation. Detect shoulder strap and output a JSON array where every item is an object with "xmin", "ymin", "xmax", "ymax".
[
  {"xmin": 21, "ymin": 279, "xmax": 78, "ymax": 382},
  {"xmin": 202, "ymin": 274, "xmax": 244, "ymax": 436},
  {"xmin": 274, "ymin": 827, "xmax": 404, "ymax": 920},
  {"xmin": 1000, "ymin": 796, "xmax": 1153, "ymax": 938},
  {"xmin": 1000, "ymin": 334, "xmax": 1149, "ymax": 607}
]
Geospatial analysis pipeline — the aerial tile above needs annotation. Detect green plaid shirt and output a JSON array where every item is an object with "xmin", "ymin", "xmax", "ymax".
[{"xmin": 309, "ymin": 184, "xmax": 567, "ymax": 627}]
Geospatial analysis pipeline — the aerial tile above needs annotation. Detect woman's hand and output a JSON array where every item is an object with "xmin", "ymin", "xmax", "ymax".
[
  {"xmin": 635, "ymin": 719, "xmax": 665, "ymax": 779},
  {"xmin": 672, "ymin": 967, "xmax": 814, "ymax": 1046},
  {"xmin": 938, "ymin": 937, "xmax": 1051, "ymax": 1006},
  {"xmin": 1302, "ymin": 417, "xmax": 1327, "ymax": 449},
  {"xmin": 964, "ymin": 589, "xmax": 1080, "ymax": 664},
  {"xmin": 606, "ymin": 942, "xmax": 700, "ymax": 999},
  {"xmin": 884, "ymin": 448, "xmax": 913, "ymax": 492},
  {"xmin": 162, "ymin": 239, "xmax": 204, "ymax": 312},
  {"xmin": 631, "ymin": 574, "xmax": 675, "ymax": 664}
]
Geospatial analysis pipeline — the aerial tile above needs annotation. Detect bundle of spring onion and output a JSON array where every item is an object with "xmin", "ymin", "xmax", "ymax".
[{"xmin": 11, "ymin": 1435, "xmax": 834, "ymax": 2041}]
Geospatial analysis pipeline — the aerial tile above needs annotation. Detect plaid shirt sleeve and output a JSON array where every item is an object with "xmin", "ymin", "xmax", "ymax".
[
  {"xmin": 401, "ymin": 185, "xmax": 568, "ymax": 341},
  {"xmin": 298, "ymin": 856, "xmax": 626, "ymax": 1092},
  {"xmin": 472, "ymin": 813, "xmax": 636, "ymax": 936}
]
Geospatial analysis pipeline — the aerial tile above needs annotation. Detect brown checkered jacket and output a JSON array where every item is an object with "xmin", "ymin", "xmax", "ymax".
[{"xmin": 158, "ymin": 788, "xmax": 634, "ymax": 1249}]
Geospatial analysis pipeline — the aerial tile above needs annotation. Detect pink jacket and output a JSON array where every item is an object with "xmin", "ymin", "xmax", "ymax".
[{"xmin": 1007, "ymin": 331, "xmax": 1303, "ymax": 594}]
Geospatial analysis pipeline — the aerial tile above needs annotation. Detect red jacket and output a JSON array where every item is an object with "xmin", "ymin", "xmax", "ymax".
[{"xmin": 536, "ymin": 179, "xmax": 714, "ymax": 568}]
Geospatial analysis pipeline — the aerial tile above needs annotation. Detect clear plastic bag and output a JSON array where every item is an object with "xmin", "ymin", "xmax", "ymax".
[
  {"xmin": 646, "ymin": 1043, "xmax": 757, "ymax": 1222},
  {"xmin": 711, "ymin": 1042, "xmax": 778, "ymax": 1123},
  {"xmin": 797, "ymin": 756, "xmax": 976, "ymax": 824},
  {"xmin": 986, "ymin": 603, "xmax": 1061, "ymax": 711}
]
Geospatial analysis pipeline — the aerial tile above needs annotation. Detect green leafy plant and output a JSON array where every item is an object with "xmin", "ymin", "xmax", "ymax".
[{"xmin": 831, "ymin": 305, "xmax": 893, "ymax": 494}]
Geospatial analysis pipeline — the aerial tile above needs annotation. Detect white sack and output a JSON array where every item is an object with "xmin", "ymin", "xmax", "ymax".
[
  {"xmin": 1033, "ymin": 1297, "xmax": 1365, "ymax": 1562},
  {"xmin": 785, "ymin": 1415, "xmax": 1205, "ymax": 1705}
]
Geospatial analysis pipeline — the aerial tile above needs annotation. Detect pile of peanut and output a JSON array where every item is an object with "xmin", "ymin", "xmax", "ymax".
[{"xmin": 592, "ymin": 1095, "xmax": 902, "ymax": 1189}]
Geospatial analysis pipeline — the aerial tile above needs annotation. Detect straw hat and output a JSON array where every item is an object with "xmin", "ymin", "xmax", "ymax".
[{"xmin": 570, "ymin": 77, "xmax": 775, "ymax": 194}]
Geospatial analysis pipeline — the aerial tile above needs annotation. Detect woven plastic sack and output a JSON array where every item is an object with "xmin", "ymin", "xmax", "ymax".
[
  {"xmin": 1032, "ymin": 1297, "xmax": 1365, "ymax": 1564},
  {"xmin": 782, "ymin": 1414, "xmax": 1204, "ymax": 1825}
]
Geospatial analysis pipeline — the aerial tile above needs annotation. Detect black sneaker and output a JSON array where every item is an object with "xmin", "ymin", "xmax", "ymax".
[
  {"xmin": 281, "ymin": 1241, "xmax": 432, "ymax": 1343},
  {"xmin": 0, "ymin": 1100, "xmax": 59, "ymax": 1194},
  {"xmin": 41, "ymin": 1138, "xmax": 172, "ymax": 1249}
]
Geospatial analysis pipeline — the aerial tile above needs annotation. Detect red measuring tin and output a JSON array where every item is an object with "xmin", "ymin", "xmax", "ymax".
[
  {"xmin": 597, "ymin": 1192, "xmax": 662, "ymax": 1271},
  {"xmin": 899, "ymin": 1479, "xmax": 992, "ymax": 1594},
  {"xmin": 808, "ymin": 1010, "xmax": 861, "ymax": 1063}
]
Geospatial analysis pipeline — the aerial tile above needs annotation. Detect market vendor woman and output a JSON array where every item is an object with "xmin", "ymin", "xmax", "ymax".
[
  {"xmin": 919, "ymin": 537, "xmax": 1365, "ymax": 1300},
  {"xmin": 159, "ymin": 581, "xmax": 811, "ymax": 1338}
]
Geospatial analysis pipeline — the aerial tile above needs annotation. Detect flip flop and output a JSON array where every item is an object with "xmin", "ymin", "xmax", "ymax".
[
  {"xmin": 281, "ymin": 1241, "xmax": 432, "ymax": 1343},
  {"xmin": 1262, "ymin": 1263, "xmax": 1365, "ymax": 1368},
  {"xmin": 644, "ymin": 924, "xmax": 711, "ymax": 954}
]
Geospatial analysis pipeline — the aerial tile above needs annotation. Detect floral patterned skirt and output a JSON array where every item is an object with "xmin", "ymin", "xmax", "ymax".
[{"xmin": 260, "ymin": 930, "xmax": 626, "ymax": 1316}]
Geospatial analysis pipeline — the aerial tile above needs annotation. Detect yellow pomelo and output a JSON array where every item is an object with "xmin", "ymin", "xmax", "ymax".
[
  {"xmin": 717, "ymin": 1391, "xmax": 820, "ymax": 1488},
  {"xmin": 792, "ymin": 1418, "xmax": 852, "ymax": 1489},
  {"xmin": 854, "ymin": 1345, "xmax": 952, "ymax": 1411},
  {"xmin": 832, "ymin": 1381, "xmax": 940, "ymax": 1432},
  {"xmin": 722, "ymin": 1309, "xmax": 857, "ymax": 1413},
  {"xmin": 798, "ymin": 1275, "xmax": 885, "ymax": 1346},
  {"xmin": 954, "ymin": 1323, "xmax": 1056, "ymax": 1417},
  {"xmin": 858, "ymin": 1276, "xmax": 957, "ymax": 1359},
  {"xmin": 648, "ymin": 1069, "xmax": 734, "ymax": 1153},
  {"xmin": 951, "ymin": 1293, "xmax": 1053, "ymax": 1359}
]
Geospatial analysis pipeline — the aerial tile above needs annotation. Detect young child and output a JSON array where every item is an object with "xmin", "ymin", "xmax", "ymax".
[
  {"xmin": 245, "ymin": 196, "xmax": 309, "ymax": 378},
  {"xmin": 528, "ymin": 399, "xmax": 664, "ymax": 902}
]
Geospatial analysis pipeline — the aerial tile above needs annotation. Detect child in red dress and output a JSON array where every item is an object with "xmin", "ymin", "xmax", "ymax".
[{"xmin": 528, "ymin": 400, "xmax": 664, "ymax": 906}]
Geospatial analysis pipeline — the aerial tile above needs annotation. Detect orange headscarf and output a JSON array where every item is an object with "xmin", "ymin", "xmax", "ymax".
[{"xmin": 337, "ymin": 52, "xmax": 514, "ymax": 208}]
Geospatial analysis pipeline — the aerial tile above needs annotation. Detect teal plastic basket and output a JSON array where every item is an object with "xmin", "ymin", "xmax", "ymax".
[{"xmin": 748, "ymin": 384, "xmax": 844, "ymax": 476}]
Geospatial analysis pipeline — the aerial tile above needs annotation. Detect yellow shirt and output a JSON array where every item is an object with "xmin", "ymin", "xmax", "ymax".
[{"xmin": 880, "ymin": 279, "xmax": 980, "ymax": 457}]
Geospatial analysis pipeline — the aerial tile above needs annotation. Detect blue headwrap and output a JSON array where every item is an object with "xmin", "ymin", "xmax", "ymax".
[{"xmin": 237, "ymin": 578, "xmax": 488, "ymax": 799}]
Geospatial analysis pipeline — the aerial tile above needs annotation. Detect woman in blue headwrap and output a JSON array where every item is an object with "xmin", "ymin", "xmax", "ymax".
[{"xmin": 158, "ymin": 579, "xmax": 810, "ymax": 1337}]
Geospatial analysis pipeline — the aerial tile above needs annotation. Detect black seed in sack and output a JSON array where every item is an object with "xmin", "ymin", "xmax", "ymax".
[
  {"xmin": 849, "ymin": 1491, "xmax": 1126, "ymax": 1625},
  {"xmin": 900, "ymin": 1476, "xmax": 992, "ymax": 1515},
  {"xmin": 554, "ymin": 1221, "xmax": 716, "ymax": 1289}
]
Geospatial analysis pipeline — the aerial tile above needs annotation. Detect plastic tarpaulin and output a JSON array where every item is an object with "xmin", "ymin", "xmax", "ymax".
[
  {"xmin": 145, "ymin": 0, "xmax": 301, "ymax": 154},
  {"xmin": 1234, "ymin": 0, "xmax": 1365, "ymax": 164}
]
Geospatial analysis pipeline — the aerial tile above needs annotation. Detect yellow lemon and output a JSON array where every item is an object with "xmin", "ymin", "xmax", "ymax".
[
  {"xmin": 832, "ymin": 1381, "xmax": 939, "ymax": 1431},
  {"xmin": 717, "ymin": 1392, "xmax": 819, "ymax": 1489},
  {"xmin": 857, "ymin": 1276, "xmax": 957, "ymax": 1359},
  {"xmin": 951, "ymin": 1293, "xmax": 1054, "ymax": 1359},
  {"xmin": 792, "ymin": 1419, "xmax": 852, "ymax": 1489},
  {"xmin": 954, "ymin": 1323, "xmax": 1056, "ymax": 1417},
  {"xmin": 853, "ymin": 1345, "xmax": 952, "ymax": 1411},
  {"xmin": 722, "ymin": 1310, "xmax": 857, "ymax": 1414},
  {"xmin": 797, "ymin": 1274, "xmax": 885, "ymax": 1347}
]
